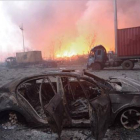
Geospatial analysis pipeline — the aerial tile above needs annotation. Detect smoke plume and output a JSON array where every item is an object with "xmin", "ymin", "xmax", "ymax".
[{"xmin": 1, "ymin": 0, "xmax": 140, "ymax": 60}]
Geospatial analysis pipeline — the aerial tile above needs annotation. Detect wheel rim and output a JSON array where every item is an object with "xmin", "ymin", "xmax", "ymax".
[
  {"xmin": 125, "ymin": 63, "xmax": 130, "ymax": 68},
  {"xmin": 120, "ymin": 109, "xmax": 140, "ymax": 129}
]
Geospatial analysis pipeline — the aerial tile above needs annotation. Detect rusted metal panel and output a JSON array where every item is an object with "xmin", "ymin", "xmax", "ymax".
[
  {"xmin": 16, "ymin": 51, "xmax": 42, "ymax": 64},
  {"xmin": 117, "ymin": 26, "xmax": 140, "ymax": 57}
]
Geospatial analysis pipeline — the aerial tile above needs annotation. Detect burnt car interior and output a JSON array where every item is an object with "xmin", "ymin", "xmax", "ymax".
[
  {"xmin": 16, "ymin": 75, "xmax": 102, "ymax": 123},
  {"xmin": 17, "ymin": 77, "xmax": 57, "ymax": 118}
]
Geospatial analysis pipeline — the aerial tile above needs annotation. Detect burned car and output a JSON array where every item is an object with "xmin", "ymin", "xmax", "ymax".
[{"xmin": 0, "ymin": 70, "xmax": 140, "ymax": 140}]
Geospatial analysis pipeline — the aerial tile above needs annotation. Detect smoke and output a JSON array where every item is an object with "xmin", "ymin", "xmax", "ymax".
[
  {"xmin": 1, "ymin": 0, "xmax": 140, "ymax": 59},
  {"xmin": 117, "ymin": 0, "xmax": 140, "ymax": 28}
]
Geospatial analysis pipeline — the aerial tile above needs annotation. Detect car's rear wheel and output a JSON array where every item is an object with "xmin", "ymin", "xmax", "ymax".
[
  {"xmin": 120, "ymin": 109, "xmax": 140, "ymax": 129},
  {"xmin": 0, "ymin": 111, "xmax": 26, "ymax": 129}
]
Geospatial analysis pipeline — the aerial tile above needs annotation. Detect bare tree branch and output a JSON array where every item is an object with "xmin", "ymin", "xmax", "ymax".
[{"xmin": 86, "ymin": 32, "xmax": 97, "ymax": 53}]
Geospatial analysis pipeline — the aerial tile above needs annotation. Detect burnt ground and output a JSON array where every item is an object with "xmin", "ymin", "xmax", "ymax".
[
  {"xmin": 0, "ymin": 64, "xmax": 140, "ymax": 140},
  {"xmin": 1, "ymin": 123, "xmax": 140, "ymax": 140}
]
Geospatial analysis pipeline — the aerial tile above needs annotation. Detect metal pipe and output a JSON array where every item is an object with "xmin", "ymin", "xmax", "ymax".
[
  {"xmin": 20, "ymin": 25, "xmax": 25, "ymax": 52},
  {"xmin": 114, "ymin": 0, "xmax": 118, "ymax": 55},
  {"xmin": 22, "ymin": 30, "xmax": 25, "ymax": 52}
]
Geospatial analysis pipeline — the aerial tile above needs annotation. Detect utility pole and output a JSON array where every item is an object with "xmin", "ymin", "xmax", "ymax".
[
  {"xmin": 114, "ymin": 0, "xmax": 118, "ymax": 55},
  {"xmin": 20, "ymin": 25, "xmax": 25, "ymax": 52}
]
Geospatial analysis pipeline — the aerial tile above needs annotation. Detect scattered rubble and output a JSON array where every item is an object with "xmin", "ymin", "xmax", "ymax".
[{"xmin": 2, "ymin": 112, "xmax": 18, "ymax": 130}]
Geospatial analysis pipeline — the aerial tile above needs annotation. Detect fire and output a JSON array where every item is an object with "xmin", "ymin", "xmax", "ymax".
[
  {"xmin": 55, "ymin": 39, "xmax": 90, "ymax": 59},
  {"xmin": 56, "ymin": 51, "xmax": 77, "ymax": 58}
]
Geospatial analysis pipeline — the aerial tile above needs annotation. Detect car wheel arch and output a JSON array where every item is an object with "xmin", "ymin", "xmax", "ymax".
[
  {"xmin": 113, "ymin": 106, "xmax": 140, "ymax": 124},
  {"xmin": 0, "ymin": 109, "xmax": 27, "ymax": 123}
]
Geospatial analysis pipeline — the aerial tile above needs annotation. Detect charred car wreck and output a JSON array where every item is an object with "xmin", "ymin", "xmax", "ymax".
[{"xmin": 0, "ymin": 70, "xmax": 140, "ymax": 140}]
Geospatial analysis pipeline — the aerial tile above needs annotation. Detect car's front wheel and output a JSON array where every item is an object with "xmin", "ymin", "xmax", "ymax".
[
  {"xmin": 120, "ymin": 109, "xmax": 140, "ymax": 129},
  {"xmin": 92, "ymin": 63, "xmax": 102, "ymax": 70}
]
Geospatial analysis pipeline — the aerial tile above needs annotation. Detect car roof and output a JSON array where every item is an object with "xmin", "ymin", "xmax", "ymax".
[
  {"xmin": 0, "ymin": 71, "xmax": 83, "ymax": 92},
  {"xmin": 0, "ymin": 70, "xmax": 112, "ymax": 93}
]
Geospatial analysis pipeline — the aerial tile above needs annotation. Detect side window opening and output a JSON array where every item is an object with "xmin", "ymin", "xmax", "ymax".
[
  {"xmin": 17, "ymin": 76, "xmax": 57, "ymax": 118},
  {"xmin": 61, "ymin": 76, "xmax": 88, "ymax": 120},
  {"xmin": 61, "ymin": 77, "xmax": 101, "ymax": 120},
  {"xmin": 90, "ymin": 51, "xmax": 95, "ymax": 57},
  {"xmin": 97, "ymin": 50, "xmax": 101, "ymax": 55},
  {"xmin": 80, "ymin": 80, "xmax": 102, "ymax": 100}
]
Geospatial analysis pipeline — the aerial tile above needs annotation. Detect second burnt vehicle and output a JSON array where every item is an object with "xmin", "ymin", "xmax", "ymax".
[{"xmin": 0, "ymin": 70, "xmax": 140, "ymax": 140}]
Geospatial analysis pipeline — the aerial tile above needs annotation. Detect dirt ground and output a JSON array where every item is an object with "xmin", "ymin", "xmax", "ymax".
[{"xmin": 0, "ymin": 64, "xmax": 140, "ymax": 140}]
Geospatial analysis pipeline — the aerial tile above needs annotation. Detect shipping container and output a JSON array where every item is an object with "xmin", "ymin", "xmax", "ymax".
[
  {"xmin": 16, "ymin": 51, "xmax": 42, "ymax": 64},
  {"xmin": 117, "ymin": 26, "xmax": 140, "ymax": 57}
]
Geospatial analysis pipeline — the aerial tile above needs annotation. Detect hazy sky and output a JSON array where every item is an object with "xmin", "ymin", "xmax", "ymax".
[{"xmin": 0, "ymin": 0, "xmax": 140, "ymax": 60}]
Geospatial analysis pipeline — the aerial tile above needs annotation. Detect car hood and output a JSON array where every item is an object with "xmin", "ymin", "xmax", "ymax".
[{"xmin": 109, "ymin": 76, "xmax": 140, "ymax": 92}]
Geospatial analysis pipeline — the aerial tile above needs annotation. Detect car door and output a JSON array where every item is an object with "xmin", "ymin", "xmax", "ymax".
[
  {"xmin": 44, "ymin": 93, "xmax": 65, "ymax": 135},
  {"xmin": 43, "ymin": 76, "xmax": 71, "ymax": 136},
  {"xmin": 89, "ymin": 93, "xmax": 111, "ymax": 140}
]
